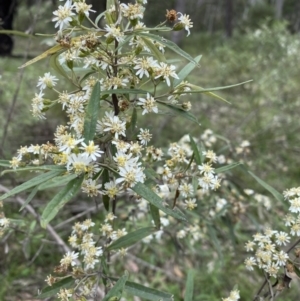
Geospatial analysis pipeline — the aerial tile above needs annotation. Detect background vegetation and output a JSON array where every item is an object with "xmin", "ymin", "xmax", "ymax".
[{"xmin": 1, "ymin": 0, "xmax": 300, "ymax": 300}]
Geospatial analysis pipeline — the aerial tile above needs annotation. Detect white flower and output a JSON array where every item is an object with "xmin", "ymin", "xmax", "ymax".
[
  {"xmin": 137, "ymin": 128, "xmax": 152, "ymax": 145},
  {"xmin": 177, "ymin": 13, "xmax": 193, "ymax": 36},
  {"xmin": 102, "ymin": 180, "xmax": 119, "ymax": 198},
  {"xmin": 244, "ymin": 257, "xmax": 256, "ymax": 271},
  {"xmin": 102, "ymin": 113, "xmax": 126, "ymax": 139},
  {"xmin": 273, "ymin": 250, "xmax": 289, "ymax": 266},
  {"xmin": 134, "ymin": 57, "xmax": 158, "ymax": 79},
  {"xmin": 178, "ymin": 182, "xmax": 193, "ymax": 198},
  {"xmin": 59, "ymin": 135, "xmax": 84, "ymax": 154},
  {"xmin": 275, "ymin": 231, "xmax": 290, "ymax": 246},
  {"xmin": 155, "ymin": 62, "xmax": 178, "ymax": 86},
  {"xmin": 37, "ymin": 72, "xmax": 58, "ymax": 90},
  {"xmin": 137, "ymin": 93, "xmax": 158, "ymax": 115},
  {"xmin": 104, "ymin": 24, "xmax": 124, "ymax": 42},
  {"xmin": 60, "ymin": 251, "xmax": 79, "ymax": 267},
  {"xmin": 184, "ymin": 198, "xmax": 197, "ymax": 210},
  {"xmin": 116, "ymin": 163, "xmax": 145, "ymax": 187},
  {"xmin": 52, "ymin": 0, "xmax": 75, "ymax": 31},
  {"xmin": 66, "ymin": 153, "xmax": 93, "ymax": 174},
  {"xmin": 80, "ymin": 141, "xmax": 103, "ymax": 161},
  {"xmin": 74, "ymin": 2, "xmax": 95, "ymax": 17}
]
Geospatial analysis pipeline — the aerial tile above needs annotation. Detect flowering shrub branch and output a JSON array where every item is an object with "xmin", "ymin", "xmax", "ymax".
[{"xmin": 2, "ymin": 0, "xmax": 297, "ymax": 300}]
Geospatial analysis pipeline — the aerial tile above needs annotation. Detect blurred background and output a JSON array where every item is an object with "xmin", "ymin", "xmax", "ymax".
[{"xmin": 1, "ymin": 0, "xmax": 300, "ymax": 300}]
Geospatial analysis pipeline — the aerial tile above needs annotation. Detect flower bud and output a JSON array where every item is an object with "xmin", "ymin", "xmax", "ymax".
[{"xmin": 172, "ymin": 22, "xmax": 185, "ymax": 32}]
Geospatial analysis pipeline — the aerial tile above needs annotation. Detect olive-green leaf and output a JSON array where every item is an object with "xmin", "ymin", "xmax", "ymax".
[
  {"xmin": 135, "ymin": 32, "xmax": 197, "ymax": 65},
  {"xmin": 107, "ymin": 227, "xmax": 156, "ymax": 251},
  {"xmin": 140, "ymin": 36, "xmax": 166, "ymax": 63},
  {"xmin": 246, "ymin": 169, "xmax": 284, "ymax": 204},
  {"xmin": 150, "ymin": 204, "xmax": 161, "ymax": 229},
  {"xmin": 174, "ymin": 55, "xmax": 202, "ymax": 87},
  {"xmin": 102, "ymin": 168, "xmax": 110, "ymax": 211},
  {"xmin": 184, "ymin": 269, "xmax": 195, "ymax": 301},
  {"xmin": 103, "ymin": 273, "xmax": 128, "ymax": 301},
  {"xmin": 158, "ymin": 101, "xmax": 199, "ymax": 125},
  {"xmin": 189, "ymin": 135, "xmax": 201, "ymax": 165},
  {"xmin": 38, "ymin": 173, "xmax": 78, "ymax": 190},
  {"xmin": 1, "ymin": 165, "xmax": 65, "ymax": 175},
  {"xmin": 123, "ymin": 280, "xmax": 173, "ymax": 301},
  {"xmin": 83, "ymin": 81, "xmax": 101, "ymax": 143},
  {"xmin": 37, "ymin": 276, "xmax": 74, "ymax": 298},
  {"xmin": 19, "ymin": 186, "xmax": 38, "ymax": 211},
  {"xmin": 132, "ymin": 182, "xmax": 186, "ymax": 221},
  {"xmin": 40, "ymin": 175, "xmax": 84, "ymax": 228},
  {"xmin": 0, "ymin": 170, "xmax": 62, "ymax": 201},
  {"xmin": 0, "ymin": 160, "xmax": 11, "ymax": 167},
  {"xmin": 215, "ymin": 162, "xmax": 241, "ymax": 174}
]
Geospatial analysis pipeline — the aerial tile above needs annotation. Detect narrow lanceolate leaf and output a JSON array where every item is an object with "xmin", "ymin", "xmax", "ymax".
[
  {"xmin": 40, "ymin": 175, "xmax": 84, "ymax": 228},
  {"xmin": 189, "ymin": 135, "xmax": 201, "ymax": 165},
  {"xmin": 132, "ymin": 182, "xmax": 186, "ymax": 221},
  {"xmin": 123, "ymin": 280, "xmax": 174, "ymax": 301},
  {"xmin": 1, "ymin": 165, "xmax": 65, "ymax": 175},
  {"xmin": 102, "ymin": 168, "xmax": 110, "ymax": 211},
  {"xmin": 135, "ymin": 32, "xmax": 197, "ymax": 65},
  {"xmin": 0, "ymin": 29, "xmax": 34, "ymax": 38},
  {"xmin": 37, "ymin": 276, "xmax": 74, "ymax": 298},
  {"xmin": 19, "ymin": 44, "xmax": 64, "ymax": 68},
  {"xmin": 215, "ymin": 162, "xmax": 241, "ymax": 174},
  {"xmin": 49, "ymin": 51, "xmax": 69, "ymax": 80},
  {"xmin": 158, "ymin": 101, "xmax": 199, "ymax": 125},
  {"xmin": 0, "ymin": 170, "xmax": 62, "ymax": 201},
  {"xmin": 102, "ymin": 273, "xmax": 129, "ymax": 301},
  {"xmin": 246, "ymin": 169, "xmax": 284, "ymax": 204},
  {"xmin": 131, "ymin": 108, "xmax": 137, "ymax": 133},
  {"xmin": 19, "ymin": 186, "xmax": 38, "ymax": 211},
  {"xmin": 38, "ymin": 173, "xmax": 78, "ymax": 190},
  {"xmin": 0, "ymin": 160, "xmax": 11, "ymax": 167},
  {"xmin": 150, "ymin": 204, "xmax": 161, "ymax": 229},
  {"xmin": 107, "ymin": 227, "xmax": 156, "ymax": 251},
  {"xmin": 140, "ymin": 36, "xmax": 166, "ymax": 63},
  {"xmin": 184, "ymin": 270, "xmax": 195, "ymax": 301},
  {"xmin": 83, "ymin": 81, "xmax": 101, "ymax": 143},
  {"xmin": 174, "ymin": 55, "xmax": 202, "ymax": 87}
]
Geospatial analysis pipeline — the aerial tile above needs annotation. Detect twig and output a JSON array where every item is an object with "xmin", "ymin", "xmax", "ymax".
[{"xmin": 54, "ymin": 205, "xmax": 99, "ymax": 230}]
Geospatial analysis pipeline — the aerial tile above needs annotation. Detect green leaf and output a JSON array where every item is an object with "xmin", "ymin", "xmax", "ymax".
[
  {"xmin": 140, "ymin": 36, "xmax": 166, "ymax": 63},
  {"xmin": 184, "ymin": 270, "xmax": 195, "ymax": 301},
  {"xmin": 123, "ymin": 280, "xmax": 173, "ymax": 301},
  {"xmin": 107, "ymin": 227, "xmax": 156, "ymax": 251},
  {"xmin": 0, "ymin": 170, "xmax": 62, "ymax": 201},
  {"xmin": 49, "ymin": 51, "xmax": 69, "ymax": 80},
  {"xmin": 215, "ymin": 162, "xmax": 241, "ymax": 174},
  {"xmin": 150, "ymin": 204, "xmax": 161, "ymax": 229},
  {"xmin": 83, "ymin": 81, "xmax": 101, "ymax": 143},
  {"xmin": 38, "ymin": 173, "xmax": 78, "ymax": 190},
  {"xmin": 246, "ymin": 169, "xmax": 284, "ymax": 204},
  {"xmin": 158, "ymin": 101, "xmax": 199, "ymax": 125},
  {"xmin": 40, "ymin": 175, "xmax": 84, "ymax": 228},
  {"xmin": 130, "ymin": 108, "xmax": 137, "ymax": 133},
  {"xmin": 189, "ymin": 135, "xmax": 201, "ymax": 165},
  {"xmin": 0, "ymin": 160, "xmax": 11, "ymax": 167},
  {"xmin": 207, "ymin": 225, "xmax": 223, "ymax": 260},
  {"xmin": 102, "ymin": 168, "xmax": 110, "ymax": 211},
  {"xmin": 37, "ymin": 276, "xmax": 74, "ymax": 298},
  {"xmin": 132, "ymin": 182, "xmax": 186, "ymax": 221},
  {"xmin": 174, "ymin": 55, "xmax": 202, "ymax": 87},
  {"xmin": 135, "ymin": 32, "xmax": 197, "ymax": 65},
  {"xmin": 192, "ymin": 177, "xmax": 198, "ymax": 194},
  {"xmin": 103, "ymin": 273, "xmax": 128, "ymax": 301},
  {"xmin": 19, "ymin": 186, "xmax": 38, "ymax": 211},
  {"xmin": 1, "ymin": 165, "xmax": 65, "ymax": 175}
]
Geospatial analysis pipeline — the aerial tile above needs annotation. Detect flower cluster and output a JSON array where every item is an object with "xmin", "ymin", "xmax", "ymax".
[{"xmin": 222, "ymin": 289, "xmax": 240, "ymax": 301}]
